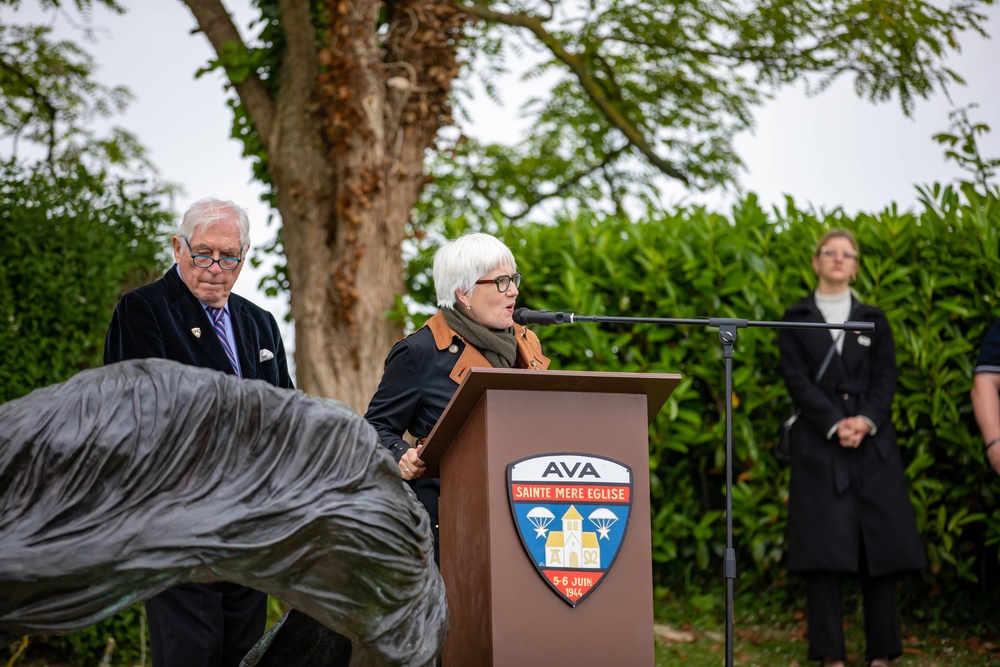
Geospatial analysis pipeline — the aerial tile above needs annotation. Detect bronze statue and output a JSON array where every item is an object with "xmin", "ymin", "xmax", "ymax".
[{"xmin": 0, "ymin": 359, "xmax": 447, "ymax": 666}]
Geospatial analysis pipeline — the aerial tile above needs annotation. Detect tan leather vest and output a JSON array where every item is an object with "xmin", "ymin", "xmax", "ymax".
[{"xmin": 424, "ymin": 311, "xmax": 551, "ymax": 385}]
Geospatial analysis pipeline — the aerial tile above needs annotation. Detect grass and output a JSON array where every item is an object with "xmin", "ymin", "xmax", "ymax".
[
  {"xmin": 653, "ymin": 588, "xmax": 1000, "ymax": 666},
  {"xmin": 8, "ymin": 589, "xmax": 1000, "ymax": 666}
]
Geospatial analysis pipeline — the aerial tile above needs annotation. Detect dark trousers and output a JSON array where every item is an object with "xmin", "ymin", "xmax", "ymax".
[
  {"xmin": 146, "ymin": 582, "xmax": 267, "ymax": 667},
  {"xmin": 805, "ymin": 570, "xmax": 902, "ymax": 662},
  {"xmin": 412, "ymin": 478, "xmax": 440, "ymax": 564}
]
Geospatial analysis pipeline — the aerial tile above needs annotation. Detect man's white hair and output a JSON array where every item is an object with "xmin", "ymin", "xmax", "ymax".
[{"xmin": 177, "ymin": 197, "xmax": 251, "ymax": 249}]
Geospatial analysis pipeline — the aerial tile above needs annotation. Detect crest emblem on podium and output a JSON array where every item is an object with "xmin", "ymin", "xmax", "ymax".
[{"xmin": 507, "ymin": 453, "xmax": 633, "ymax": 607}]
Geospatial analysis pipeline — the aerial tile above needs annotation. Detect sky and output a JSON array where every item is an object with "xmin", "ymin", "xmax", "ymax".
[{"xmin": 4, "ymin": 1, "xmax": 999, "ymax": 359}]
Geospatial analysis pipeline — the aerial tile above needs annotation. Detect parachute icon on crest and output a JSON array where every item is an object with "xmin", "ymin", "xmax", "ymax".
[
  {"xmin": 526, "ymin": 506, "xmax": 555, "ymax": 538},
  {"xmin": 588, "ymin": 507, "xmax": 619, "ymax": 540}
]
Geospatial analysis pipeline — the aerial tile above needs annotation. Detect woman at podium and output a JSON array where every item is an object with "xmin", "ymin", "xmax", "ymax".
[
  {"xmin": 777, "ymin": 228, "xmax": 925, "ymax": 667},
  {"xmin": 364, "ymin": 233, "xmax": 550, "ymax": 562}
]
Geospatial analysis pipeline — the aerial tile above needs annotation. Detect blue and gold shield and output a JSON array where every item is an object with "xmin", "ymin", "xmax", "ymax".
[{"xmin": 507, "ymin": 453, "xmax": 633, "ymax": 607}]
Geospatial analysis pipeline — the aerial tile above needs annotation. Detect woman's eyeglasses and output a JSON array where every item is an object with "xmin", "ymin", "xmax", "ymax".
[
  {"xmin": 475, "ymin": 272, "xmax": 522, "ymax": 292},
  {"xmin": 818, "ymin": 248, "xmax": 858, "ymax": 261}
]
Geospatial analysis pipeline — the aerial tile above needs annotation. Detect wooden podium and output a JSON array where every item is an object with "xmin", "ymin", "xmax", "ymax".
[{"xmin": 422, "ymin": 368, "xmax": 680, "ymax": 666}]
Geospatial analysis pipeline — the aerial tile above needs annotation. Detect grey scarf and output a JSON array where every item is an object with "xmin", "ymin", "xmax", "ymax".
[{"xmin": 442, "ymin": 307, "xmax": 517, "ymax": 368}]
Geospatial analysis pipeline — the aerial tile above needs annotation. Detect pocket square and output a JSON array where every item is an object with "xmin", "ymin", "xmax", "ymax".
[{"xmin": 259, "ymin": 349, "xmax": 274, "ymax": 362}]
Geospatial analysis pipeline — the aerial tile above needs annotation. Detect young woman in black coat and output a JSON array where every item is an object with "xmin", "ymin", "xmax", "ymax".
[{"xmin": 778, "ymin": 228, "xmax": 925, "ymax": 667}]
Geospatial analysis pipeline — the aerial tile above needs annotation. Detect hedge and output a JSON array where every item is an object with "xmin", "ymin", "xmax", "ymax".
[{"xmin": 407, "ymin": 181, "xmax": 1000, "ymax": 623}]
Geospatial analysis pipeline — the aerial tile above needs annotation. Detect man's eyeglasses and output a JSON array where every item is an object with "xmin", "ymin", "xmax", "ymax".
[
  {"xmin": 818, "ymin": 248, "xmax": 858, "ymax": 261},
  {"xmin": 184, "ymin": 238, "xmax": 243, "ymax": 270},
  {"xmin": 475, "ymin": 272, "xmax": 522, "ymax": 292}
]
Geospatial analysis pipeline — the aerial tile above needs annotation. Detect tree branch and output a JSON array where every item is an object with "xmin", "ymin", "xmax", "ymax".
[
  {"xmin": 455, "ymin": 1, "xmax": 689, "ymax": 185},
  {"xmin": 0, "ymin": 53, "xmax": 58, "ymax": 162},
  {"xmin": 275, "ymin": 0, "xmax": 320, "ymax": 115},
  {"xmin": 508, "ymin": 144, "xmax": 629, "ymax": 221},
  {"xmin": 179, "ymin": 0, "xmax": 276, "ymax": 152}
]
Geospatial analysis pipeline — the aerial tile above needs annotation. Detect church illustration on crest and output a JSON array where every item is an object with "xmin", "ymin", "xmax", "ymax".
[{"xmin": 543, "ymin": 505, "xmax": 601, "ymax": 568}]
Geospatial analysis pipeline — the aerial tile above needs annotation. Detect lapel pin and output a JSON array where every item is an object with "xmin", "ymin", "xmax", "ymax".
[
  {"xmin": 191, "ymin": 327, "xmax": 202, "ymax": 339},
  {"xmin": 857, "ymin": 335, "xmax": 871, "ymax": 347},
  {"xmin": 259, "ymin": 349, "xmax": 274, "ymax": 362}
]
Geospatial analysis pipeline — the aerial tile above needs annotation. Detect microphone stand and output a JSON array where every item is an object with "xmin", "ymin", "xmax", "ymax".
[{"xmin": 526, "ymin": 312, "xmax": 873, "ymax": 667}]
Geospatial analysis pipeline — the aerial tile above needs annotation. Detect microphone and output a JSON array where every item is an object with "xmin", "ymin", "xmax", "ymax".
[{"xmin": 512, "ymin": 308, "xmax": 575, "ymax": 326}]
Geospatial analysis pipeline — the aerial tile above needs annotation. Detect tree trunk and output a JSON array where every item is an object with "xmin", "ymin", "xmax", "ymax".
[{"xmin": 182, "ymin": 0, "xmax": 465, "ymax": 412}]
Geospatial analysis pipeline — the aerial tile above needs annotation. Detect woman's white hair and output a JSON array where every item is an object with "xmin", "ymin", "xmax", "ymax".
[{"xmin": 433, "ymin": 233, "xmax": 516, "ymax": 309}]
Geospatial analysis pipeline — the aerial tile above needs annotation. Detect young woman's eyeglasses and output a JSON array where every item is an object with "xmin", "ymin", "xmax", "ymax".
[
  {"xmin": 475, "ymin": 272, "xmax": 522, "ymax": 292},
  {"xmin": 818, "ymin": 248, "xmax": 858, "ymax": 261},
  {"xmin": 185, "ymin": 238, "xmax": 243, "ymax": 270}
]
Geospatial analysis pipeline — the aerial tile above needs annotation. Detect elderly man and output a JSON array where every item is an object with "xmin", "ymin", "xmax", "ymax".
[
  {"xmin": 104, "ymin": 197, "xmax": 293, "ymax": 667},
  {"xmin": 971, "ymin": 318, "xmax": 1000, "ymax": 476}
]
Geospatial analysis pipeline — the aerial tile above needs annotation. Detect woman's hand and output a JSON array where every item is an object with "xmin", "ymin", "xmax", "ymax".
[
  {"xmin": 836, "ymin": 417, "xmax": 871, "ymax": 448},
  {"xmin": 399, "ymin": 443, "xmax": 427, "ymax": 480},
  {"xmin": 836, "ymin": 419, "xmax": 859, "ymax": 448}
]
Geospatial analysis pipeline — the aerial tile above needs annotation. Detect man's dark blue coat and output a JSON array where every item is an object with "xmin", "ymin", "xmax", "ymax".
[{"xmin": 104, "ymin": 265, "xmax": 293, "ymax": 389}]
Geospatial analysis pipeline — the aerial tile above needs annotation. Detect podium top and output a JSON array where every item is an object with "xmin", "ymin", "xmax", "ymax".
[{"xmin": 422, "ymin": 368, "xmax": 680, "ymax": 474}]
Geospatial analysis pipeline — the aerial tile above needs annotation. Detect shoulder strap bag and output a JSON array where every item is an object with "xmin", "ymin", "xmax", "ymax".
[{"xmin": 775, "ymin": 333, "xmax": 842, "ymax": 461}]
